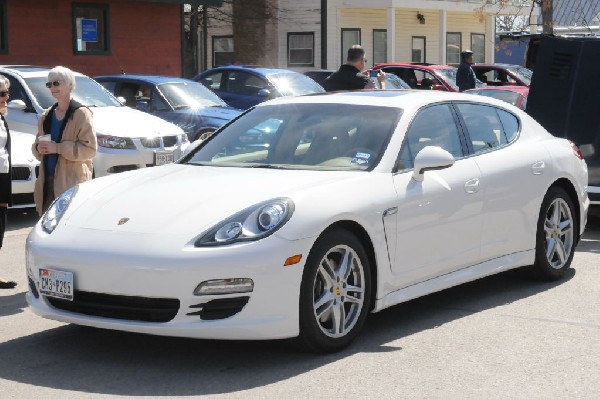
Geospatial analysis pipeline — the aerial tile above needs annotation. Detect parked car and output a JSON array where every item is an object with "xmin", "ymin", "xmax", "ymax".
[
  {"xmin": 26, "ymin": 91, "xmax": 588, "ymax": 353},
  {"xmin": 95, "ymin": 74, "xmax": 242, "ymax": 142},
  {"xmin": 9, "ymin": 129, "xmax": 39, "ymax": 208},
  {"xmin": 471, "ymin": 63, "xmax": 532, "ymax": 86},
  {"xmin": 305, "ymin": 68, "xmax": 411, "ymax": 90},
  {"xmin": 0, "ymin": 66, "xmax": 189, "ymax": 177},
  {"xmin": 303, "ymin": 69, "xmax": 335, "ymax": 87},
  {"xmin": 465, "ymin": 86, "xmax": 529, "ymax": 110},
  {"xmin": 194, "ymin": 66, "xmax": 324, "ymax": 110},
  {"xmin": 371, "ymin": 62, "xmax": 470, "ymax": 91}
]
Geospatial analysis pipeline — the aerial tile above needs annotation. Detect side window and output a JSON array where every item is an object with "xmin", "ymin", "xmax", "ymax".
[
  {"xmin": 199, "ymin": 72, "xmax": 223, "ymax": 91},
  {"xmin": 397, "ymin": 104, "xmax": 463, "ymax": 170},
  {"xmin": 497, "ymin": 108, "xmax": 520, "ymax": 142},
  {"xmin": 149, "ymin": 88, "xmax": 169, "ymax": 112},
  {"xmin": 456, "ymin": 103, "xmax": 515, "ymax": 153},
  {"xmin": 225, "ymin": 72, "xmax": 265, "ymax": 96}
]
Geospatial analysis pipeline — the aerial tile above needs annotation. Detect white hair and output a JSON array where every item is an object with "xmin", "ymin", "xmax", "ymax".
[{"xmin": 48, "ymin": 66, "xmax": 76, "ymax": 91}]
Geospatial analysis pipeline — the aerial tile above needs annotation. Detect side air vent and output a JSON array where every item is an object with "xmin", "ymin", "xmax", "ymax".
[{"xmin": 548, "ymin": 52, "xmax": 572, "ymax": 80}]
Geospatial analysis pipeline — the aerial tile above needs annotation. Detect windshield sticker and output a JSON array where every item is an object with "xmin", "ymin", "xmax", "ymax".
[{"xmin": 351, "ymin": 152, "xmax": 371, "ymax": 166}]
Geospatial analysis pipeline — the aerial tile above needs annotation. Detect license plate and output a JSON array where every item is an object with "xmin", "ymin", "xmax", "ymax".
[
  {"xmin": 39, "ymin": 268, "xmax": 74, "ymax": 301},
  {"xmin": 155, "ymin": 151, "xmax": 174, "ymax": 166}
]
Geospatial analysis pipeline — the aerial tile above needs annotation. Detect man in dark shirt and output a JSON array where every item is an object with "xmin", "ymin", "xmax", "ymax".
[
  {"xmin": 456, "ymin": 49, "xmax": 476, "ymax": 92},
  {"xmin": 324, "ymin": 45, "xmax": 385, "ymax": 92}
]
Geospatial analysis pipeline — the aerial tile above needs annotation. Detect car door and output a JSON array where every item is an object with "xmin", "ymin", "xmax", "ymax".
[
  {"xmin": 454, "ymin": 102, "xmax": 548, "ymax": 260},
  {"xmin": 391, "ymin": 104, "xmax": 483, "ymax": 285}
]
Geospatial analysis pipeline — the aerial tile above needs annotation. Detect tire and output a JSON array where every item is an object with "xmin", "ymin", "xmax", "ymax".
[
  {"xmin": 297, "ymin": 229, "xmax": 372, "ymax": 353},
  {"xmin": 532, "ymin": 186, "xmax": 577, "ymax": 280}
]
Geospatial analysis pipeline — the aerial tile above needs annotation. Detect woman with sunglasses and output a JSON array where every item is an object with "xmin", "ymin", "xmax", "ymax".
[
  {"xmin": 32, "ymin": 66, "xmax": 97, "ymax": 215},
  {"xmin": 0, "ymin": 75, "xmax": 17, "ymax": 289}
]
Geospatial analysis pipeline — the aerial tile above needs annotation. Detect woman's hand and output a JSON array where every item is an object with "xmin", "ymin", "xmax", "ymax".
[{"xmin": 37, "ymin": 141, "xmax": 58, "ymax": 155}]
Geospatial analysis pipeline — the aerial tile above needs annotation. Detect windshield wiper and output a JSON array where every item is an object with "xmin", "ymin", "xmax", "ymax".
[{"xmin": 174, "ymin": 105, "xmax": 191, "ymax": 110}]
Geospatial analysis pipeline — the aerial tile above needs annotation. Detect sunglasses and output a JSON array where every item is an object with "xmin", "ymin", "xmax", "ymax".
[
  {"xmin": 0, "ymin": 91, "xmax": 8, "ymax": 97},
  {"xmin": 45, "ymin": 80, "xmax": 62, "ymax": 88}
]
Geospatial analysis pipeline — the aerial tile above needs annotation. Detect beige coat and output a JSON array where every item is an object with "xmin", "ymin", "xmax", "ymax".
[{"xmin": 31, "ymin": 104, "xmax": 97, "ymax": 215}]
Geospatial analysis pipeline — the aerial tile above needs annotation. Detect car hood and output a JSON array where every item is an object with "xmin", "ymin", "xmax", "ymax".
[
  {"xmin": 10, "ymin": 130, "xmax": 38, "ymax": 165},
  {"xmin": 66, "ymin": 163, "xmax": 359, "ymax": 235},
  {"xmin": 179, "ymin": 105, "xmax": 242, "ymax": 121},
  {"xmin": 90, "ymin": 106, "xmax": 183, "ymax": 137}
]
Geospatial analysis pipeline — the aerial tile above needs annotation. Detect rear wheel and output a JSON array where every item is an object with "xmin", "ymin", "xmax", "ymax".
[
  {"xmin": 297, "ymin": 229, "xmax": 372, "ymax": 353},
  {"xmin": 532, "ymin": 187, "xmax": 577, "ymax": 280}
]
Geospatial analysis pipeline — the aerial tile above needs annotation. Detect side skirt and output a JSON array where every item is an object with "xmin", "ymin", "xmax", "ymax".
[{"xmin": 372, "ymin": 250, "xmax": 535, "ymax": 313}]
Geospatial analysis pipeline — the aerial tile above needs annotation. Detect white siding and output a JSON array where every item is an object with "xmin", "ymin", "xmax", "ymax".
[{"xmin": 278, "ymin": 0, "xmax": 321, "ymax": 71}]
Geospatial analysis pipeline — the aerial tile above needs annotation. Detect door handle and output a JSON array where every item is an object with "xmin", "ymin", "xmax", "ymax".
[{"xmin": 464, "ymin": 178, "xmax": 480, "ymax": 194}]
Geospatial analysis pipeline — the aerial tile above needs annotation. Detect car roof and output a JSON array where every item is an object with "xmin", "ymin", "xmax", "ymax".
[
  {"xmin": 472, "ymin": 63, "xmax": 528, "ymax": 68},
  {"xmin": 258, "ymin": 89, "xmax": 517, "ymax": 111},
  {"xmin": 199, "ymin": 66, "xmax": 301, "ymax": 76},
  {"xmin": 373, "ymin": 63, "xmax": 456, "ymax": 71},
  {"xmin": 94, "ymin": 74, "xmax": 197, "ymax": 84},
  {"xmin": 0, "ymin": 65, "xmax": 84, "ymax": 78}
]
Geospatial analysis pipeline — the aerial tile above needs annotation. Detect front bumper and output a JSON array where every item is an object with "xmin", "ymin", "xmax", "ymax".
[{"xmin": 26, "ymin": 224, "xmax": 313, "ymax": 340}]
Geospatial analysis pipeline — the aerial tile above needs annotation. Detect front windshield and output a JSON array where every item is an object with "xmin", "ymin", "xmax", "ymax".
[
  {"xmin": 185, "ymin": 103, "xmax": 401, "ymax": 171},
  {"xmin": 507, "ymin": 66, "xmax": 533, "ymax": 85},
  {"xmin": 157, "ymin": 81, "xmax": 228, "ymax": 109},
  {"xmin": 26, "ymin": 76, "xmax": 122, "ymax": 109},
  {"xmin": 268, "ymin": 73, "xmax": 325, "ymax": 97},
  {"xmin": 435, "ymin": 68, "xmax": 460, "ymax": 91}
]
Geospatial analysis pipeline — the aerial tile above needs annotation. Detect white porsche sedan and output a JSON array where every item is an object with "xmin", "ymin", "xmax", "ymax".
[{"xmin": 25, "ymin": 91, "xmax": 589, "ymax": 353}]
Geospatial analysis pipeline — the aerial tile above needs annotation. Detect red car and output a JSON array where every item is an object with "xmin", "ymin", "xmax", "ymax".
[
  {"xmin": 471, "ymin": 63, "xmax": 532, "ymax": 87},
  {"xmin": 465, "ymin": 86, "xmax": 529, "ymax": 110},
  {"xmin": 371, "ymin": 62, "xmax": 462, "ymax": 91}
]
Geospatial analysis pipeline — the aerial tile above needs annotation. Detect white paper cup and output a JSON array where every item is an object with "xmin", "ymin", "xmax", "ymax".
[{"xmin": 38, "ymin": 134, "xmax": 51, "ymax": 142}]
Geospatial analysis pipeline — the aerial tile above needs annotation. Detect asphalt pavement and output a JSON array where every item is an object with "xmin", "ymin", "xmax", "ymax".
[{"xmin": 1, "ymin": 209, "xmax": 599, "ymax": 398}]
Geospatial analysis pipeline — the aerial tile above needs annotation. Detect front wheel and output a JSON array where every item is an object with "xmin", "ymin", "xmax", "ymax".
[
  {"xmin": 297, "ymin": 229, "xmax": 372, "ymax": 353},
  {"xmin": 532, "ymin": 187, "xmax": 577, "ymax": 280}
]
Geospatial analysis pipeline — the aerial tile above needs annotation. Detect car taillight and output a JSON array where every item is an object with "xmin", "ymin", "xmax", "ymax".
[{"xmin": 569, "ymin": 141, "xmax": 583, "ymax": 160}]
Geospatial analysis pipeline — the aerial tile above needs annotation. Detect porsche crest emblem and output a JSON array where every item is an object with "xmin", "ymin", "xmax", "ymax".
[{"xmin": 117, "ymin": 217, "xmax": 130, "ymax": 226}]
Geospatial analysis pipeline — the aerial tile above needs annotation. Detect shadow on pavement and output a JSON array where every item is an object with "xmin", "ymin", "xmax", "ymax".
[{"xmin": 0, "ymin": 268, "xmax": 577, "ymax": 396}]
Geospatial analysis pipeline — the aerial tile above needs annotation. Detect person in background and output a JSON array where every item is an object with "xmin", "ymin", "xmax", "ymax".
[
  {"xmin": 324, "ymin": 45, "xmax": 386, "ymax": 92},
  {"xmin": 0, "ymin": 75, "xmax": 17, "ymax": 289},
  {"xmin": 456, "ymin": 49, "xmax": 476, "ymax": 92},
  {"xmin": 31, "ymin": 66, "xmax": 97, "ymax": 216}
]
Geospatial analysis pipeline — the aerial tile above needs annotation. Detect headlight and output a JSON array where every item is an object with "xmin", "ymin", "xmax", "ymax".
[
  {"xmin": 97, "ymin": 135, "xmax": 135, "ymax": 149},
  {"xmin": 41, "ymin": 185, "xmax": 78, "ymax": 234},
  {"xmin": 195, "ymin": 198, "xmax": 294, "ymax": 247}
]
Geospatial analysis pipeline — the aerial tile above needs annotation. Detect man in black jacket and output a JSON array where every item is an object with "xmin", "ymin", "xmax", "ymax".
[
  {"xmin": 456, "ymin": 49, "xmax": 476, "ymax": 92},
  {"xmin": 324, "ymin": 45, "xmax": 385, "ymax": 92}
]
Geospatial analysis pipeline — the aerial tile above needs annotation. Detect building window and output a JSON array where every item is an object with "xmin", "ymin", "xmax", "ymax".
[
  {"xmin": 446, "ymin": 32, "xmax": 461, "ymax": 64},
  {"xmin": 213, "ymin": 36, "xmax": 234, "ymax": 67},
  {"xmin": 412, "ymin": 36, "xmax": 426, "ymax": 63},
  {"xmin": 373, "ymin": 30, "xmax": 387, "ymax": 65},
  {"xmin": 73, "ymin": 3, "xmax": 110, "ymax": 55},
  {"xmin": 288, "ymin": 33, "xmax": 314, "ymax": 66},
  {"xmin": 471, "ymin": 33, "xmax": 485, "ymax": 63},
  {"xmin": 341, "ymin": 28, "xmax": 361, "ymax": 63},
  {"xmin": 0, "ymin": 0, "xmax": 6, "ymax": 54}
]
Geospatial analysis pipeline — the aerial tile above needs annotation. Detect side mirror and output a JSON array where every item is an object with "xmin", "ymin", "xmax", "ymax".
[
  {"xmin": 431, "ymin": 84, "xmax": 445, "ymax": 91},
  {"xmin": 257, "ymin": 88, "xmax": 271, "ymax": 98},
  {"xmin": 7, "ymin": 99, "xmax": 27, "ymax": 111},
  {"xmin": 135, "ymin": 100, "xmax": 150, "ymax": 112},
  {"xmin": 116, "ymin": 96, "xmax": 127, "ymax": 106},
  {"xmin": 412, "ymin": 146, "xmax": 455, "ymax": 182}
]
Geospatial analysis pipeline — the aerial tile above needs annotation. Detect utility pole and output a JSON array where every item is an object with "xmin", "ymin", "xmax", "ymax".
[{"xmin": 540, "ymin": 0, "xmax": 553, "ymax": 34}]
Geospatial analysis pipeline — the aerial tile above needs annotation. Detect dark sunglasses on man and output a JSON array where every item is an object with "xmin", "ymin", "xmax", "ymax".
[
  {"xmin": 45, "ymin": 80, "xmax": 62, "ymax": 88},
  {"xmin": 0, "ymin": 91, "xmax": 8, "ymax": 97}
]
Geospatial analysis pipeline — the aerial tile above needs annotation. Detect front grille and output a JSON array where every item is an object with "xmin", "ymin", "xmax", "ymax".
[
  {"xmin": 140, "ymin": 137, "xmax": 161, "ymax": 148},
  {"xmin": 187, "ymin": 296, "xmax": 250, "ymax": 320},
  {"xmin": 589, "ymin": 192, "xmax": 600, "ymax": 202},
  {"xmin": 163, "ymin": 136, "xmax": 177, "ymax": 147},
  {"xmin": 11, "ymin": 166, "xmax": 31, "ymax": 180},
  {"xmin": 47, "ymin": 290, "xmax": 180, "ymax": 323},
  {"xmin": 11, "ymin": 193, "xmax": 34, "ymax": 206},
  {"xmin": 108, "ymin": 165, "xmax": 139, "ymax": 173}
]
